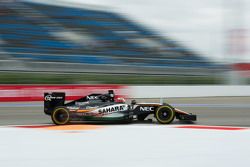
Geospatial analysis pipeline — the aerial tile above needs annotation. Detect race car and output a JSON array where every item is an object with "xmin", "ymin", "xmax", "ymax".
[{"xmin": 44, "ymin": 90, "xmax": 196, "ymax": 125}]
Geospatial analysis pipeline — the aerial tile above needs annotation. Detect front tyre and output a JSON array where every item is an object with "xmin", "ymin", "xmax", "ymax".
[
  {"xmin": 155, "ymin": 105, "xmax": 175, "ymax": 124},
  {"xmin": 51, "ymin": 107, "xmax": 70, "ymax": 125}
]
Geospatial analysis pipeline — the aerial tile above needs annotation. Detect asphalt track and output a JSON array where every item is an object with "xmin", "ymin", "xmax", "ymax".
[{"xmin": 0, "ymin": 97, "xmax": 250, "ymax": 126}]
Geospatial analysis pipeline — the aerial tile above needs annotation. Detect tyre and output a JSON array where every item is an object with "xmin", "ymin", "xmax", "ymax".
[
  {"xmin": 155, "ymin": 105, "xmax": 175, "ymax": 124},
  {"xmin": 51, "ymin": 107, "xmax": 70, "ymax": 125}
]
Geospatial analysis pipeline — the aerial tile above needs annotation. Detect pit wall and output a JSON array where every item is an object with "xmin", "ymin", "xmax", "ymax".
[{"xmin": 0, "ymin": 85, "xmax": 250, "ymax": 102}]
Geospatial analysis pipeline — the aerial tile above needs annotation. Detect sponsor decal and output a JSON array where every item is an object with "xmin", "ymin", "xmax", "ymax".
[
  {"xmin": 44, "ymin": 95, "xmax": 63, "ymax": 101},
  {"xmin": 83, "ymin": 112, "xmax": 97, "ymax": 116},
  {"xmin": 85, "ymin": 106, "xmax": 97, "ymax": 109},
  {"xmin": 140, "ymin": 106, "xmax": 154, "ymax": 112},
  {"xmin": 87, "ymin": 96, "xmax": 99, "ymax": 100},
  {"xmin": 75, "ymin": 101, "xmax": 89, "ymax": 105},
  {"xmin": 98, "ymin": 105, "xmax": 127, "ymax": 114},
  {"xmin": 67, "ymin": 106, "xmax": 79, "ymax": 110}
]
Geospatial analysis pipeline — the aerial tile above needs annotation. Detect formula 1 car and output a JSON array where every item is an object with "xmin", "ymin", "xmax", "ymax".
[{"xmin": 44, "ymin": 90, "xmax": 196, "ymax": 125}]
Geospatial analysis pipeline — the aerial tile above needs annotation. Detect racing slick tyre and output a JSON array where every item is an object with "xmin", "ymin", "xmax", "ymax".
[
  {"xmin": 155, "ymin": 105, "xmax": 175, "ymax": 124},
  {"xmin": 51, "ymin": 107, "xmax": 70, "ymax": 125}
]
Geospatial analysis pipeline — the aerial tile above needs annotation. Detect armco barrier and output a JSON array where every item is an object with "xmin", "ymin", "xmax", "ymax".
[
  {"xmin": 130, "ymin": 85, "xmax": 250, "ymax": 98},
  {"xmin": 0, "ymin": 85, "xmax": 128, "ymax": 102},
  {"xmin": 1, "ymin": 85, "xmax": 250, "ymax": 102}
]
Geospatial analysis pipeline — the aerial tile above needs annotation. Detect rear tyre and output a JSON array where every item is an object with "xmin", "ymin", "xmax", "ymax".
[
  {"xmin": 51, "ymin": 107, "xmax": 70, "ymax": 125},
  {"xmin": 155, "ymin": 105, "xmax": 175, "ymax": 124}
]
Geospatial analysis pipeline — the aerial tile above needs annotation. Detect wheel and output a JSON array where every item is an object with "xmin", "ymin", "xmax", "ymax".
[
  {"xmin": 51, "ymin": 107, "xmax": 70, "ymax": 125},
  {"xmin": 155, "ymin": 105, "xmax": 175, "ymax": 124}
]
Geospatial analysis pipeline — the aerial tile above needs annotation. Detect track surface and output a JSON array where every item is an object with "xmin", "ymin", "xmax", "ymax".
[
  {"xmin": 1, "ymin": 97, "xmax": 250, "ymax": 167},
  {"xmin": 0, "ymin": 97, "xmax": 250, "ymax": 126}
]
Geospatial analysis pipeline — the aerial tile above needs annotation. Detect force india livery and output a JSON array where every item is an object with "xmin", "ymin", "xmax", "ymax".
[{"xmin": 44, "ymin": 90, "xmax": 196, "ymax": 125}]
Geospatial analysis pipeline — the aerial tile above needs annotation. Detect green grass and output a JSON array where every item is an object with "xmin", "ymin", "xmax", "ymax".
[{"xmin": 0, "ymin": 72, "xmax": 223, "ymax": 84}]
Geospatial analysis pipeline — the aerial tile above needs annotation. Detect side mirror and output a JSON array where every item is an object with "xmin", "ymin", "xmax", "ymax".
[
  {"xmin": 131, "ymin": 100, "xmax": 136, "ymax": 105},
  {"xmin": 108, "ymin": 90, "xmax": 114, "ymax": 102}
]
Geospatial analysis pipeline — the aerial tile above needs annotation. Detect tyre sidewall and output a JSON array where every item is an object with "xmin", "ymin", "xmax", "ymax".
[
  {"xmin": 51, "ymin": 107, "xmax": 70, "ymax": 125},
  {"xmin": 155, "ymin": 105, "xmax": 175, "ymax": 124}
]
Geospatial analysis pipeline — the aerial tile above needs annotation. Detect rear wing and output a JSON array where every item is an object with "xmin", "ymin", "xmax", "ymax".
[{"xmin": 44, "ymin": 92, "xmax": 65, "ymax": 115}]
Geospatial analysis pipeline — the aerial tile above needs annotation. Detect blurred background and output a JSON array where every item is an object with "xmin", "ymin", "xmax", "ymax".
[{"xmin": 0, "ymin": 0, "xmax": 249, "ymax": 84}]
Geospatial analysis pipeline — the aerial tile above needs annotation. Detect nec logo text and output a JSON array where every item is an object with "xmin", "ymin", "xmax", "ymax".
[{"xmin": 140, "ymin": 106, "xmax": 154, "ymax": 112}]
